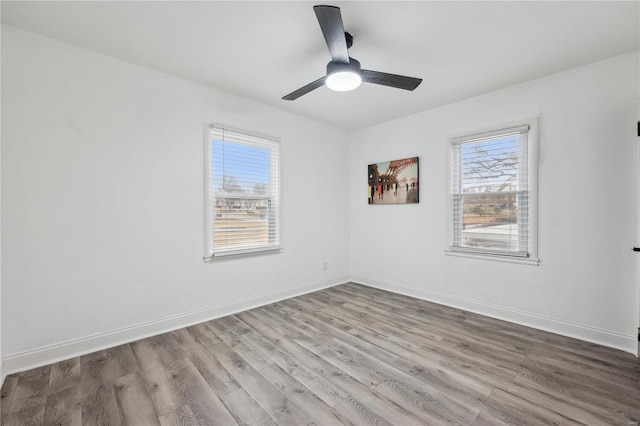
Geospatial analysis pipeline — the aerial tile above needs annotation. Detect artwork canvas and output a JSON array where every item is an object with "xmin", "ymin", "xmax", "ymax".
[{"xmin": 368, "ymin": 157, "xmax": 419, "ymax": 204}]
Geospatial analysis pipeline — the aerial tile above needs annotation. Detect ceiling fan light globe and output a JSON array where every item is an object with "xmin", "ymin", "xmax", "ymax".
[{"xmin": 326, "ymin": 71, "xmax": 362, "ymax": 91}]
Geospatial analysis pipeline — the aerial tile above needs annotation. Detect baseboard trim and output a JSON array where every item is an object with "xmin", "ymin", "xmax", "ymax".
[
  {"xmin": 351, "ymin": 275, "xmax": 637, "ymax": 355},
  {"xmin": 3, "ymin": 275, "xmax": 350, "ymax": 375}
]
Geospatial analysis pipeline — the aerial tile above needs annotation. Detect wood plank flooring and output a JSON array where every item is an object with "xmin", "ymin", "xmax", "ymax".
[{"xmin": 2, "ymin": 282, "xmax": 640, "ymax": 425}]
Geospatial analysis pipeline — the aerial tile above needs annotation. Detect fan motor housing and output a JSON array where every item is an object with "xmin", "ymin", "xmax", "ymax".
[{"xmin": 327, "ymin": 57, "xmax": 361, "ymax": 76}]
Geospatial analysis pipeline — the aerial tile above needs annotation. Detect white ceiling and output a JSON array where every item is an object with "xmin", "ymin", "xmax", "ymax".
[{"xmin": 2, "ymin": 1, "xmax": 638, "ymax": 131}]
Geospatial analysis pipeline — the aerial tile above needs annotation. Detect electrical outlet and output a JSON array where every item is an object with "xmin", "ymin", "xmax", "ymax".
[{"xmin": 323, "ymin": 260, "xmax": 328, "ymax": 270}]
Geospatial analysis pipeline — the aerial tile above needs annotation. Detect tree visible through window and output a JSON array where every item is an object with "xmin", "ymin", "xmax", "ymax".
[
  {"xmin": 450, "ymin": 125, "xmax": 531, "ymax": 257},
  {"xmin": 204, "ymin": 125, "xmax": 281, "ymax": 259}
]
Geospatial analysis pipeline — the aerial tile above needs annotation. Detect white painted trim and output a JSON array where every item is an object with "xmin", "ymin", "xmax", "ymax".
[
  {"xmin": 444, "ymin": 250, "xmax": 540, "ymax": 265},
  {"xmin": 3, "ymin": 275, "xmax": 350, "ymax": 375},
  {"xmin": 351, "ymin": 274, "xmax": 637, "ymax": 355},
  {"xmin": 444, "ymin": 117, "xmax": 540, "ymax": 262}
]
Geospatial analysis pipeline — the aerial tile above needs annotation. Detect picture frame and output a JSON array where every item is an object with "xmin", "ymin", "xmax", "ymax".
[{"xmin": 368, "ymin": 157, "xmax": 419, "ymax": 204}]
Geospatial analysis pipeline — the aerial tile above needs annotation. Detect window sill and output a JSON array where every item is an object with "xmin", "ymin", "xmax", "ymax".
[
  {"xmin": 445, "ymin": 249, "xmax": 539, "ymax": 266},
  {"xmin": 204, "ymin": 246, "xmax": 283, "ymax": 262}
]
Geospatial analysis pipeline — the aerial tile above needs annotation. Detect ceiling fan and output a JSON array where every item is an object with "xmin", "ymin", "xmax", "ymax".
[{"xmin": 282, "ymin": 5, "xmax": 423, "ymax": 101}]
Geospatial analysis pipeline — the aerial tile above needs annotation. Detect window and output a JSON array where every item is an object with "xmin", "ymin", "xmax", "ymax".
[
  {"xmin": 448, "ymin": 122, "xmax": 538, "ymax": 263},
  {"xmin": 204, "ymin": 124, "xmax": 281, "ymax": 259}
]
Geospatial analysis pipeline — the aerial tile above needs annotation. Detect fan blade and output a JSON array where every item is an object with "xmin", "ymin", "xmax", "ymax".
[
  {"xmin": 361, "ymin": 69, "xmax": 422, "ymax": 91},
  {"xmin": 314, "ymin": 5, "xmax": 349, "ymax": 64},
  {"xmin": 282, "ymin": 76, "xmax": 326, "ymax": 101}
]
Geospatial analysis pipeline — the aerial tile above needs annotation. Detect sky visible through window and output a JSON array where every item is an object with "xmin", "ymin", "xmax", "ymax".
[
  {"xmin": 460, "ymin": 134, "xmax": 520, "ymax": 193},
  {"xmin": 212, "ymin": 139, "xmax": 271, "ymax": 194}
]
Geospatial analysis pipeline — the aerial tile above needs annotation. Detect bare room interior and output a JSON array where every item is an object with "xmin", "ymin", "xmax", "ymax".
[{"xmin": 1, "ymin": 1, "xmax": 639, "ymax": 424}]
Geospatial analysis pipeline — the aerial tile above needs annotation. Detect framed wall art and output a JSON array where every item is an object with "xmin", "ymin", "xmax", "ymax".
[{"xmin": 368, "ymin": 157, "xmax": 419, "ymax": 204}]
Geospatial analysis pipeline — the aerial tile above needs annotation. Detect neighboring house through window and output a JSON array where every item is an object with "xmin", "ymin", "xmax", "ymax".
[
  {"xmin": 204, "ymin": 124, "xmax": 281, "ymax": 259},
  {"xmin": 448, "ymin": 121, "xmax": 538, "ymax": 264}
]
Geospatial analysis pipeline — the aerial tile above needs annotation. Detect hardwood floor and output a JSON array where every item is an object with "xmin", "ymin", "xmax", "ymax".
[{"xmin": 2, "ymin": 282, "xmax": 640, "ymax": 425}]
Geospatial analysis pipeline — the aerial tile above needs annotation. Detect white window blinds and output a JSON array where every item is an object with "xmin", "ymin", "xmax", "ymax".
[
  {"xmin": 204, "ymin": 125, "xmax": 281, "ymax": 259},
  {"xmin": 451, "ymin": 125, "xmax": 530, "ymax": 257}
]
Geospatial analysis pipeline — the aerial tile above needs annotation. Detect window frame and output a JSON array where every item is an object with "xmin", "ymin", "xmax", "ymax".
[
  {"xmin": 445, "ymin": 118, "xmax": 539, "ymax": 265},
  {"xmin": 203, "ymin": 123, "xmax": 282, "ymax": 261}
]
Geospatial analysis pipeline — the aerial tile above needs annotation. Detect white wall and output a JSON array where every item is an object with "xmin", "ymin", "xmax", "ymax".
[
  {"xmin": 0, "ymin": 4, "xmax": 3, "ymax": 388},
  {"xmin": 1, "ymin": 26, "xmax": 350, "ymax": 370},
  {"xmin": 349, "ymin": 51, "xmax": 639, "ymax": 353}
]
